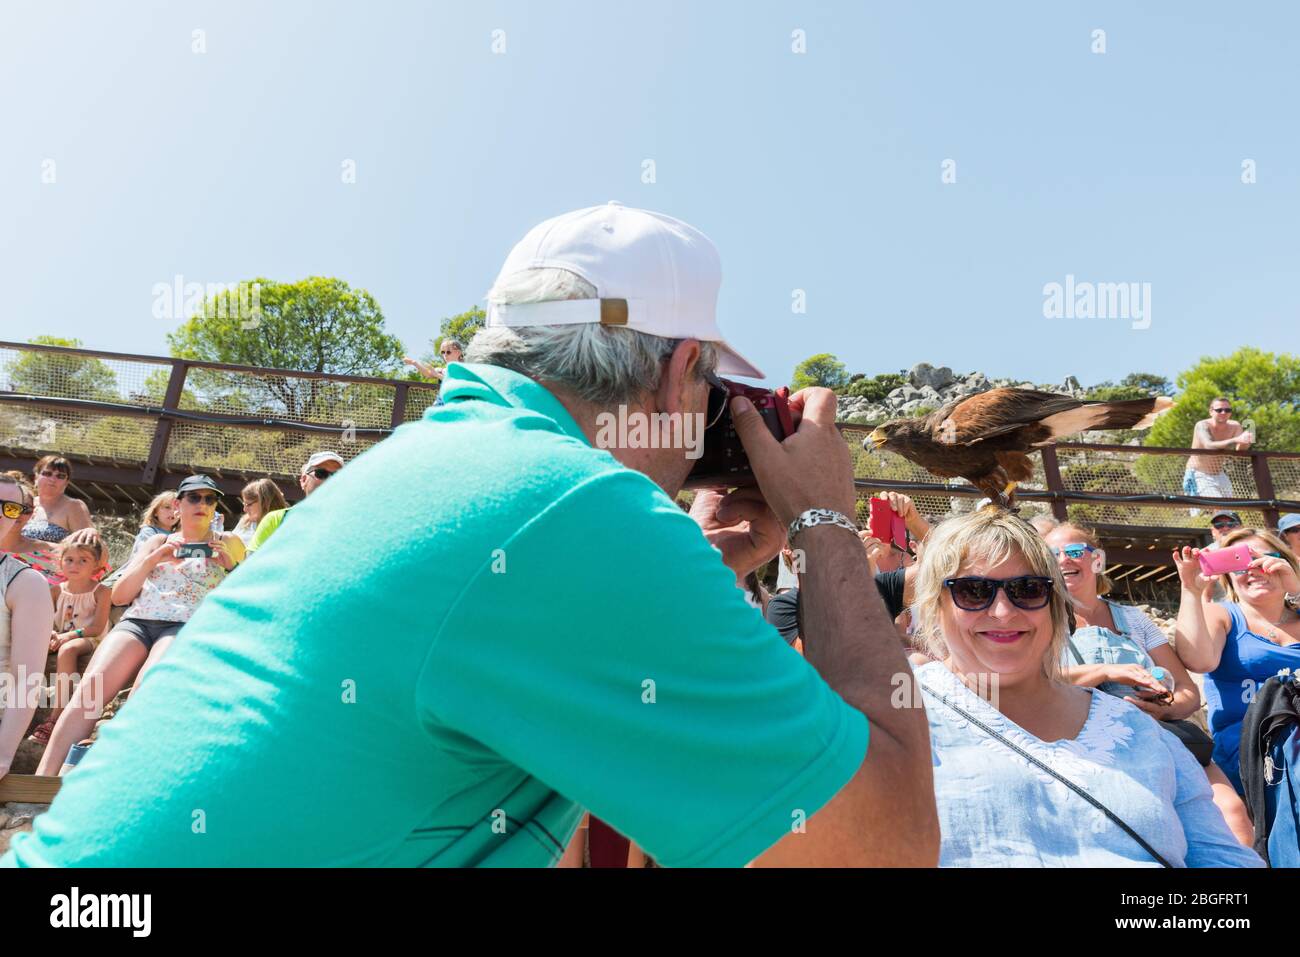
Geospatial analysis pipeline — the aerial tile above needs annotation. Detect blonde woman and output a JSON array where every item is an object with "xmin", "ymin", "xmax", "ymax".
[
  {"xmin": 233, "ymin": 479, "xmax": 288, "ymax": 546},
  {"xmin": 910, "ymin": 508, "xmax": 1261, "ymax": 867},
  {"xmin": 1171, "ymin": 527, "xmax": 1300, "ymax": 795}
]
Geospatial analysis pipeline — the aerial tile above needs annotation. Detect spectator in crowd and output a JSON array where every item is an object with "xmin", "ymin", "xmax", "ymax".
[
  {"xmin": 27, "ymin": 539, "xmax": 112, "ymax": 745},
  {"xmin": 129, "ymin": 492, "xmax": 181, "ymax": 560},
  {"xmin": 1277, "ymin": 513, "xmax": 1300, "ymax": 556},
  {"xmin": 403, "ymin": 338, "xmax": 464, "ymax": 381},
  {"xmin": 872, "ymin": 490, "xmax": 931, "ymax": 575},
  {"xmin": 1207, "ymin": 508, "xmax": 1242, "ymax": 546},
  {"xmin": 8, "ymin": 203, "xmax": 938, "ymax": 867},
  {"xmin": 5, "ymin": 458, "xmax": 101, "ymax": 582},
  {"xmin": 1183, "ymin": 398, "xmax": 1252, "ymax": 510},
  {"xmin": 766, "ymin": 530, "xmax": 912, "ymax": 648},
  {"xmin": 1171, "ymin": 528, "xmax": 1300, "ymax": 795},
  {"xmin": 246, "ymin": 452, "xmax": 343, "ymax": 552},
  {"xmin": 34, "ymin": 475, "xmax": 245, "ymax": 775},
  {"xmin": 1044, "ymin": 521, "xmax": 1253, "ymax": 844},
  {"xmin": 0, "ymin": 474, "xmax": 55, "ymax": 779},
  {"xmin": 911, "ymin": 507, "xmax": 1262, "ymax": 867},
  {"xmin": 233, "ymin": 479, "xmax": 288, "ymax": 547}
]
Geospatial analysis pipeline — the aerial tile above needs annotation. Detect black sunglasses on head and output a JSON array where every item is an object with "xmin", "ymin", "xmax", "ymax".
[{"xmin": 944, "ymin": 576, "xmax": 1055, "ymax": 611}]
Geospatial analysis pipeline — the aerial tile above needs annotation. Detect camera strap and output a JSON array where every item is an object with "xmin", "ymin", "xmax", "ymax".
[{"xmin": 919, "ymin": 683, "xmax": 1173, "ymax": 868}]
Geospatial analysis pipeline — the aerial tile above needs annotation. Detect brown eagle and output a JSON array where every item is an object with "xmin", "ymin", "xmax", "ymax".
[{"xmin": 865, "ymin": 389, "xmax": 1173, "ymax": 507}]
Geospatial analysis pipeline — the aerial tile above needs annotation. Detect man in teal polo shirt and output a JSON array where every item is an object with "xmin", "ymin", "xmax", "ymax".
[{"xmin": 6, "ymin": 204, "xmax": 936, "ymax": 867}]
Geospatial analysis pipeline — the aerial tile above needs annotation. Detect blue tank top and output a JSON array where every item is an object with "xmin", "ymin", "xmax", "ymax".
[{"xmin": 1205, "ymin": 602, "xmax": 1300, "ymax": 793}]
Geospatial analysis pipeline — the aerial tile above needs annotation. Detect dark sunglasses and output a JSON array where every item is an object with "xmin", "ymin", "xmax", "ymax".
[
  {"xmin": 1050, "ymin": 543, "xmax": 1096, "ymax": 559},
  {"xmin": 439, "ymin": 349, "xmax": 458, "ymax": 356},
  {"xmin": 181, "ymin": 491, "xmax": 219, "ymax": 506},
  {"xmin": 307, "ymin": 467, "xmax": 335, "ymax": 481},
  {"xmin": 702, "ymin": 371, "xmax": 734, "ymax": 431},
  {"xmin": 944, "ymin": 576, "xmax": 1055, "ymax": 611},
  {"xmin": 1212, "ymin": 407, "xmax": 1232, "ymax": 413},
  {"xmin": 38, "ymin": 469, "xmax": 69, "ymax": 479},
  {"xmin": 1212, "ymin": 519, "xmax": 1241, "ymax": 530},
  {"xmin": 1, "ymin": 501, "xmax": 35, "ymax": 520}
]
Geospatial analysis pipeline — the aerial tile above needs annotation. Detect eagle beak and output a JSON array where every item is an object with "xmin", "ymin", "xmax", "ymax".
[{"xmin": 866, "ymin": 428, "xmax": 887, "ymax": 450}]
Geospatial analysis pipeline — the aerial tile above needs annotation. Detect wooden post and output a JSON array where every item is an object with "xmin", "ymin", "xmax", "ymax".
[
  {"xmin": 390, "ymin": 382, "xmax": 409, "ymax": 430},
  {"xmin": 1251, "ymin": 452, "xmax": 1280, "ymax": 529},
  {"xmin": 142, "ymin": 361, "xmax": 188, "ymax": 487},
  {"xmin": 1039, "ymin": 445, "xmax": 1068, "ymax": 521}
]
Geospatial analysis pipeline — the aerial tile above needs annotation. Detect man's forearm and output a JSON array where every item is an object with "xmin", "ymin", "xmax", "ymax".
[{"xmin": 798, "ymin": 526, "xmax": 928, "ymax": 749}]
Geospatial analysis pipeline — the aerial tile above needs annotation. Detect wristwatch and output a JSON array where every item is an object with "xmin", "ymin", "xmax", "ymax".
[{"xmin": 787, "ymin": 508, "xmax": 859, "ymax": 543}]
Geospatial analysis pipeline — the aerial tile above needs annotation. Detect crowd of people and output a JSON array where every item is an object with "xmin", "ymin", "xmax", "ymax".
[{"xmin": 0, "ymin": 203, "xmax": 1297, "ymax": 868}]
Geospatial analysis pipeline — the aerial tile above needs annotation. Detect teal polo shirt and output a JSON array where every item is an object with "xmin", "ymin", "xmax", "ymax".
[{"xmin": 5, "ymin": 363, "xmax": 868, "ymax": 867}]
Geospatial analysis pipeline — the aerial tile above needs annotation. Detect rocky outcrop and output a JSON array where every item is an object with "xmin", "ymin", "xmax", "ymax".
[{"xmin": 839, "ymin": 363, "xmax": 1092, "ymax": 425}]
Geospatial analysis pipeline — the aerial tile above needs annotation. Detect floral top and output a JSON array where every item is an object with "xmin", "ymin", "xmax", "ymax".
[
  {"xmin": 123, "ymin": 553, "xmax": 227, "ymax": 624},
  {"xmin": 916, "ymin": 661, "xmax": 1263, "ymax": 868}
]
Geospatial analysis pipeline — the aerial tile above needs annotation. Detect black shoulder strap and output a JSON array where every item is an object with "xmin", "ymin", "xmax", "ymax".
[
  {"xmin": 1065, "ymin": 635, "xmax": 1086, "ymax": 665},
  {"xmin": 920, "ymin": 682, "xmax": 1173, "ymax": 868},
  {"xmin": 3, "ymin": 555, "xmax": 33, "ymax": 589}
]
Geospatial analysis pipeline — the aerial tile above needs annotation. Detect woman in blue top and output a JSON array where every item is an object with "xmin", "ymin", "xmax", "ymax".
[
  {"xmin": 1171, "ymin": 528, "xmax": 1300, "ymax": 795},
  {"xmin": 911, "ymin": 508, "xmax": 1261, "ymax": 867}
]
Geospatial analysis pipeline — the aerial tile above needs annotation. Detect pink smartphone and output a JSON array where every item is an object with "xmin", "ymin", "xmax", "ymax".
[
  {"xmin": 1198, "ymin": 543, "xmax": 1253, "ymax": 576},
  {"xmin": 868, "ymin": 498, "xmax": 909, "ymax": 551}
]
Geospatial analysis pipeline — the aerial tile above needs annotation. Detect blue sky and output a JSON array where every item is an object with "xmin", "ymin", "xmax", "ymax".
[{"xmin": 2, "ymin": 0, "xmax": 1295, "ymax": 387}]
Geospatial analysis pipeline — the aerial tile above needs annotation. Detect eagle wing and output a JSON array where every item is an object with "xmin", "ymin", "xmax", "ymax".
[
  {"xmin": 930, "ymin": 389, "xmax": 1088, "ymax": 446},
  {"xmin": 933, "ymin": 388, "xmax": 1172, "ymax": 448}
]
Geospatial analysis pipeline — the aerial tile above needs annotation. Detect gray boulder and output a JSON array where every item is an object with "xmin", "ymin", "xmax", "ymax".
[{"xmin": 909, "ymin": 363, "xmax": 954, "ymax": 391}]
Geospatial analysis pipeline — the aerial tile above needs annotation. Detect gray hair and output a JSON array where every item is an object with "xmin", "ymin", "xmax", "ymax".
[{"xmin": 467, "ymin": 268, "xmax": 717, "ymax": 405}]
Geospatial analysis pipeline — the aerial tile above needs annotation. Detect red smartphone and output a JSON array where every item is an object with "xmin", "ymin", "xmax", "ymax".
[
  {"xmin": 868, "ymin": 498, "xmax": 909, "ymax": 551},
  {"xmin": 1198, "ymin": 543, "xmax": 1253, "ymax": 577}
]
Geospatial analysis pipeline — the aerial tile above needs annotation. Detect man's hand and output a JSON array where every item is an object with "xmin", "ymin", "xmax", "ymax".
[
  {"xmin": 729, "ymin": 388, "xmax": 856, "ymax": 526},
  {"xmin": 689, "ymin": 487, "xmax": 784, "ymax": 581}
]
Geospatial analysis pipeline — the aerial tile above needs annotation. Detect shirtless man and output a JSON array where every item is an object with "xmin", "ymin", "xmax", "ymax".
[{"xmin": 1183, "ymin": 397, "xmax": 1252, "ymax": 510}]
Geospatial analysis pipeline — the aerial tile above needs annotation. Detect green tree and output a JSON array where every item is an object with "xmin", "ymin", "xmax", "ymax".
[
  {"xmin": 1147, "ymin": 347, "xmax": 1300, "ymax": 452},
  {"xmin": 1121, "ymin": 372, "xmax": 1173, "ymax": 397},
  {"xmin": 791, "ymin": 353, "xmax": 849, "ymax": 391},
  {"xmin": 841, "ymin": 372, "xmax": 906, "ymax": 401},
  {"xmin": 4, "ymin": 336, "xmax": 118, "ymax": 401},
  {"xmin": 167, "ymin": 277, "xmax": 406, "ymax": 420}
]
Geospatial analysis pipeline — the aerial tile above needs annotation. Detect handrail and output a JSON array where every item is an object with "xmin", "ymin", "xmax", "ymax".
[{"xmin": 0, "ymin": 338, "xmax": 440, "ymax": 391}]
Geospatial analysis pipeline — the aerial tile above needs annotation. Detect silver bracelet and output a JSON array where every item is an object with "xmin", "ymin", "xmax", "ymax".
[{"xmin": 787, "ymin": 508, "xmax": 859, "ymax": 543}]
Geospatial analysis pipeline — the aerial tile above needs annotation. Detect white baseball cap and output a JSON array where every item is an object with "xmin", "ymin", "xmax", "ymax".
[
  {"xmin": 485, "ymin": 202, "xmax": 763, "ymax": 379},
  {"xmin": 302, "ymin": 450, "xmax": 345, "ymax": 473}
]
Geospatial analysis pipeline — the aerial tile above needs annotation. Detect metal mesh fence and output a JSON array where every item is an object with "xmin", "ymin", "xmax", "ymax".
[
  {"xmin": 1054, "ymin": 446, "xmax": 1264, "ymax": 529},
  {"xmin": 0, "ymin": 403, "xmax": 154, "ymax": 462},
  {"xmin": 403, "ymin": 385, "xmax": 441, "ymax": 422},
  {"xmin": 1269, "ymin": 456, "xmax": 1300, "ymax": 505},
  {"xmin": 0, "ymin": 344, "xmax": 170, "ymax": 408},
  {"xmin": 2, "ymin": 344, "xmax": 1296, "ymax": 529},
  {"xmin": 163, "ymin": 421, "xmax": 381, "ymax": 477}
]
